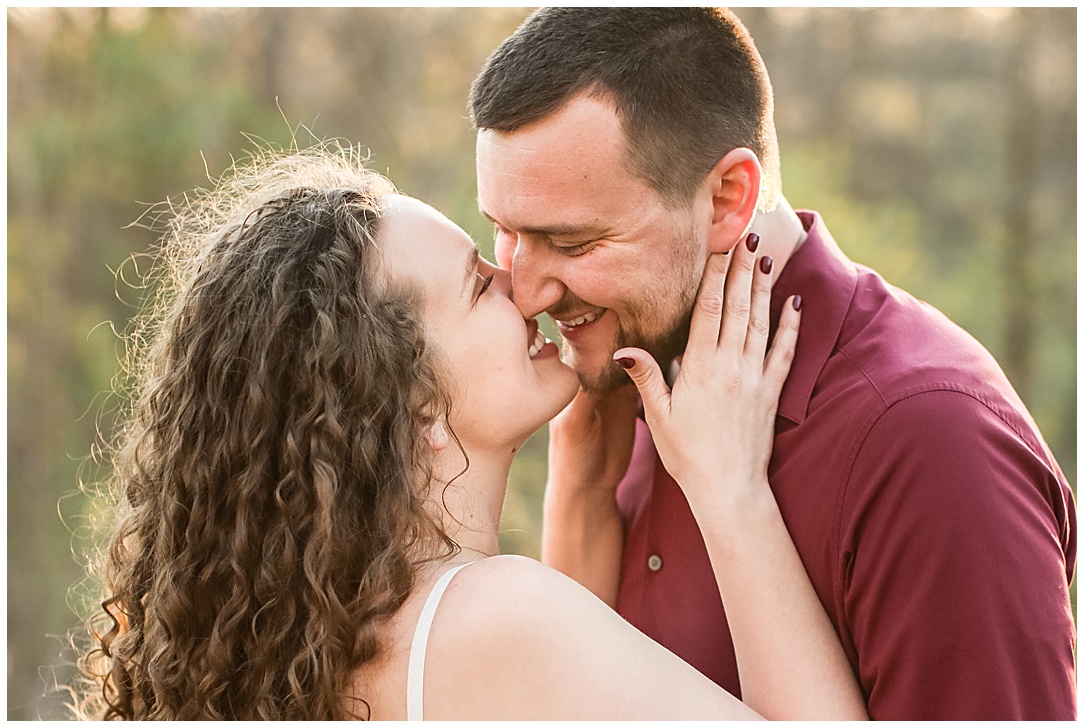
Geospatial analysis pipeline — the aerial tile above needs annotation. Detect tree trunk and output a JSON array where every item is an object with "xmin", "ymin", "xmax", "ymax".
[{"xmin": 1001, "ymin": 8, "xmax": 1042, "ymax": 401}]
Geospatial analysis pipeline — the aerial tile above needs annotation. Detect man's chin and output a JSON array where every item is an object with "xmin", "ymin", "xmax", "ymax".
[
  {"xmin": 561, "ymin": 343, "xmax": 625, "ymax": 395},
  {"xmin": 575, "ymin": 362, "xmax": 631, "ymax": 396}
]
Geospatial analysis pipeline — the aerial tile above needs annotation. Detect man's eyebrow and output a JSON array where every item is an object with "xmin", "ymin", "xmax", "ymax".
[
  {"xmin": 477, "ymin": 207, "xmax": 602, "ymax": 239},
  {"xmin": 463, "ymin": 246, "xmax": 480, "ymax": 298}
]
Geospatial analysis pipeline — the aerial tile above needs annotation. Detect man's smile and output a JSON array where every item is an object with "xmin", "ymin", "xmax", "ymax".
[{"xmin": 554, "ymin": 308, "xmax": 604, "ymax": 329}]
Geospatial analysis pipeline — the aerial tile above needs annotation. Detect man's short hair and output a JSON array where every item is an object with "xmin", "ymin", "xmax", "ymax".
[{"xmin": 469, "ymin": 8, "xmax": 781, "ymax": 211}]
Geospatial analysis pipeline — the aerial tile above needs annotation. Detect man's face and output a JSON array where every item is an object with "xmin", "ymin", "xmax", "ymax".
[{"xmin": 476, "ymin": 94, "xmax": 710, "ymax": 394}]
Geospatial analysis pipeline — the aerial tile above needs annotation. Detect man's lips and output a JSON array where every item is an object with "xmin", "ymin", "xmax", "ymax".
[{"xmin": 554, "ymin": 308, "xmax": 604, "ymax": 330}]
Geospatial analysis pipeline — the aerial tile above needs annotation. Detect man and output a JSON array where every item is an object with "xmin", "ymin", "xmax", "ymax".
[{"xmin": 468, "ymin": 8, "xmax": 1076, "ymax": 720}]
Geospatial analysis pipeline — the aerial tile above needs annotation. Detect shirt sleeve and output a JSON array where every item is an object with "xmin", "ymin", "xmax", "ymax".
[{"xmin": 839, "ymin": 388, "xmax": 1076, "ymax": 720}]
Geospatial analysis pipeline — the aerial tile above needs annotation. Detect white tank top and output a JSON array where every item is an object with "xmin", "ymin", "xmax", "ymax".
[{"xmin": 406, "ymin": 562, "xmax": 470, "ymax": 721}]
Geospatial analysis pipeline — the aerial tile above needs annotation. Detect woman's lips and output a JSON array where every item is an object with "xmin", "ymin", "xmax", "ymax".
[
  {"xmin": 527, "ymin": 318, "xmax": 559, "ymax": 360},
  {"xmin": 528, "ymin": 327, "xmax": 547, "ymax": 357}
]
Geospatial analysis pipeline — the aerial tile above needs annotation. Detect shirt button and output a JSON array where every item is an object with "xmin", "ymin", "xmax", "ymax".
[{"xmin": 647, "ymin": 554, "xmax": 663, "ymax": 572}]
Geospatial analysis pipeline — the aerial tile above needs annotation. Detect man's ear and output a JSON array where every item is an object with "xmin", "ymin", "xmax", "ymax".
[
  {"xmin": 703, "ymin": 148, "xmax": 761, "ymax": 255},
  {"xmin": 426, "ymin": 418, "xmax": 450, "ymax": 452}
]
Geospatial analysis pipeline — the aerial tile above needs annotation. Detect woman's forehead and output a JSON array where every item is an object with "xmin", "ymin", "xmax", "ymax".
[{"xmin": 378, "ymin": 195, "xmax": 477, "ymax": 299}]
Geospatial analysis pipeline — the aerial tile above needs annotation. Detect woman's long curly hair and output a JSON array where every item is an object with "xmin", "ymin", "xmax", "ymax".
[{"xmin": 76, "ymin": 144, "xmax": 457, "ymax": 719}]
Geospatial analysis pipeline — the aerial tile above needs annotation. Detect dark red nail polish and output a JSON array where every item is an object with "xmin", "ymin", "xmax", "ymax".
[
  {"xmin": 615, "ymin": 357, "xmax": 635, "ymax": 369},
  {"xmin": 792, "ymin": 295, "xmax": 803, "ymax": 311},
  {"xmin": 746, "ymin": 232, "xmax": 760, "ymax": 253},
  {"xmin": 759, "ymin": 255, "xmax": 773, "ymax": 275}
]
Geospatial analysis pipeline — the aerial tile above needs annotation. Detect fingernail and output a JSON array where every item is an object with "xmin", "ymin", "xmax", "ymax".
[
  {"xmin": 759, "ymin": 255, "xmax": 773, "ymax": 275},
  {"xmin": 746, "ymin": 232, "xmax": 760, "ymax": 253},
  {"xmin": 792, "ymin": 295, "xmax": 802, "ymax": 311},
  {"xmin": 615, "ymin": 357, "xmax": 635, "ymax": 369}
]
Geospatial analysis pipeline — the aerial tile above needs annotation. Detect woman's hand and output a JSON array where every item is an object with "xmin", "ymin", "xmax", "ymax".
[
  {"xmin": 612, "ymin": 233, "xmax": 801, "ymax": 514},
  {"xmin": 548, "ymin": 383, "xmax": 639, "ymax": 497}
]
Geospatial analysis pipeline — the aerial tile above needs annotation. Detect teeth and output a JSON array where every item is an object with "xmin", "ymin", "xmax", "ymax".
[
  {"xmin": 563, "ymin": 310, "xmax": 602, "ymax": 327},
  {"xmin": 528, "ymin": 328, "xmax": 547, "ymax": 358}
]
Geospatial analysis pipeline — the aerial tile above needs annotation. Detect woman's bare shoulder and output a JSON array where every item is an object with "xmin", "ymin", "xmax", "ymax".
[
  {"xmin": 452, "ymin": 553, "xmax": 585, "ymax": 596},
  {"xmin": 422, "ymin": 555, "xmax": 756, "ymax": 720},
  {"xmin": 435, "ymin": 555, "xmax": 585, "ymax": 628},
  {"xmin": 444, "ymin": 554, "xmax": 621, "ymax": 635}
]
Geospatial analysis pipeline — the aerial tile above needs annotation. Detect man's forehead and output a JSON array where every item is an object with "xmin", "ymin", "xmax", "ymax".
[
  {"xmin": 476, "ymin": 129, "xmax": 586, "ymax": 182},
  {"xmin": 477, "ymin": 143, "xmax": 627, "ymax": 223},
  {"xmin": 477, "ymin": 97, "xmax": 627, "ymax": 170}
]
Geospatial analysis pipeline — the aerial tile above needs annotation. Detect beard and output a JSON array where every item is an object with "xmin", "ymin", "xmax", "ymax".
[
  {"xmin": 571, "ymin": 280, "xmax": 698, "ymax": 396},
  {"xmin": 561, "ymin": 211, "xmax": 703, "ymax": 395}
]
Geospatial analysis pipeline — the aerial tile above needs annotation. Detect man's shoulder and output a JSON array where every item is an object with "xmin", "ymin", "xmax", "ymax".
[
  {"xmin": 816, "ymin": 264, "xmax": 1066, "ymax": 498},
  {"xmin": 793, "ymin": 253, "xmax": 1057, "ymax": 482},
  {"xmin": 827, "ymin": 263, "xmax": 1018, "ymax": 415},
  {"xmin": 776, "ymin": 212, "xmax": 1022, "ymax": 428}
]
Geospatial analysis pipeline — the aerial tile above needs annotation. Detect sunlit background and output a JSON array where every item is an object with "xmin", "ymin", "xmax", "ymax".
[{"xmin": 7, "ymin": 7, "xmax": 1075, "ymax": 719}]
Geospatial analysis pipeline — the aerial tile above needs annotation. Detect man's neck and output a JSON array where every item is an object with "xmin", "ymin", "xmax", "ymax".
[{"xmin": 670, "ymin": 196, "xmax": 807, "ymax": 384}]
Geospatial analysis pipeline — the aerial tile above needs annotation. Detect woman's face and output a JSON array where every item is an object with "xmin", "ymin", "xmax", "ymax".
[{"xmin": 378, "ymin": 195, "xmax": 580, "ymax": 452}]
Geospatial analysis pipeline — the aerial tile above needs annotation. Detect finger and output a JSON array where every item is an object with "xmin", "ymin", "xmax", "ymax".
[
  {"xmin": 685, "ymin": 252, "xmax": 730, "ymax": 361},
  {"xmin": 744, "ymin": 253, "xmax": 774, "ymax": 361},
  {"xmin": 719, "ymin": 232, "xmax": 759, "ymax": 355},
  {"xmin": 763, "ymin": 294, "xmax": 802, "ymax": 398},
  {"xmin": 613, "ymin": 347, "xmax": 671, "ymax": 426}
]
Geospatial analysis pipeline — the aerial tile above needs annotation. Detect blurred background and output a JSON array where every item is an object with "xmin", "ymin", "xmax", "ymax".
[{"xmin": 7, "ymin": 7, "xmax": 1075, "ymax": 719}]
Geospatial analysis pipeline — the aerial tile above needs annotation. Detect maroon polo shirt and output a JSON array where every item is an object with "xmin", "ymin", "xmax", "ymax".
[{"xmin": 614, "ymin": 211, "xmax": 1076, "ymax": 720}]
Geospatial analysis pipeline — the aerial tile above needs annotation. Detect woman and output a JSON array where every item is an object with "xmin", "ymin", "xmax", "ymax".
[{"xmin": 77, "ymin": 145, "xmax": 866, "ymax": 720}]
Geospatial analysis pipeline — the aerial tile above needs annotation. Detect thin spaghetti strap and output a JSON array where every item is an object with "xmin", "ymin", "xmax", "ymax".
[{"xmin": 406, "ymin": 561, "xmax": 472, "ymax": 721}]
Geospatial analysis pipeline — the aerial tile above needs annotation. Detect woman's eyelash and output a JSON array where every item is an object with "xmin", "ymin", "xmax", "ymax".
[{"xmin": 478, "ymin": 274, "xmax": 494, "ymax": 297}]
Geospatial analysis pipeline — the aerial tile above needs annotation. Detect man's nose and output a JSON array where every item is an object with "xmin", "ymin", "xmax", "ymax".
[{"xmin": 495, "ymin": 233, "xmax": 566, "ymax": 319}]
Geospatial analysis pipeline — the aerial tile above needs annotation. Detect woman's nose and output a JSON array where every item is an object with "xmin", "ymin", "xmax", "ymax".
[{"xmin": 492, "ymin": 266, "xmax": 514, "ymax": 298}]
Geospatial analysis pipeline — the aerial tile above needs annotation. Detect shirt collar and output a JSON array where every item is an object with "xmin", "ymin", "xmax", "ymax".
[{"xmin": 770, "ymin": 210, "xmax": 858, "ymax": 425}]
